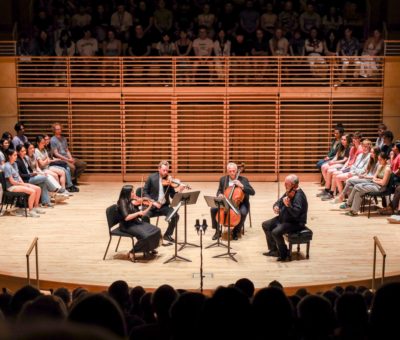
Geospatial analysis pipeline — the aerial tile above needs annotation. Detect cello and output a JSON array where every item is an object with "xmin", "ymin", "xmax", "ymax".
[{"xmin": 216, "ymin": 163, "xmax": 245, "ymax": 228}]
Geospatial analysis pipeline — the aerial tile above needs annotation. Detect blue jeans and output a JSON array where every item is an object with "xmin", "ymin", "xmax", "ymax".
[{"xmin": 28, "ymin": 175, "xmax": 50, "ymax": 204}]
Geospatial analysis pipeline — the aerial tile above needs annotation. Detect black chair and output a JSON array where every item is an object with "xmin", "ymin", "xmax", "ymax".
[
  {"xmin": 242, "ymin": 202, "xmax": 253, "ymax": 235},
  {"xmin": 0, "ymin": 171, "xmax": 29, "ymax": 217},
  {"xmin": 361, "ymin": 174, "xmax": 397, "ymax": 218},
  {"xmin": 284, "ymin": 226, "xmax": 313, "ymax": 260},
  {"xmin": 103, "ymin": 204, "xmax": 136, "ymax": 261}
]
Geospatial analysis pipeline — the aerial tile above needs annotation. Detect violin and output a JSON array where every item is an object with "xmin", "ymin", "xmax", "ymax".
[
  {"xmin": 162, "ymin": 176, "xmax": 191, "ymax": 190},
  {"xmin": 132, "ymin": 197, "xmax": 153, "ymax": 207},
  {"xmin": 216, "ymin": 163, "xmax": 245, "ymax": 228}
]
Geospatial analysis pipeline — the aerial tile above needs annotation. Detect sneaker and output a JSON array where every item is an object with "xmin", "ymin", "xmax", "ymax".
[
  {"xmin": 387, "ymin": 215, "xmax": 400, "ymax": 224},
  {"xmin": 54, "ymin": 193, "xmax": 69, "ymax": 202},
  {"xmin": 321, "ymin": 194, "xmax": 334, "ymax": 201},
  {"xmin": 316, "ymin": 190, "xmax": 329, "ymax": 197},
  {"xmin": 28, "ymin": 211, "xmax": 40, "ymax": 218},
  {"xmin": 33, "ymin": 208, "xmax": 46, "ymax": 214},
  {"xmin": 345, "ymin": 210, "xmax": 358, "ymax": 216},
  {"xmin": 330, "ymin": 197, "xmax": 343, "ymax": 204},
  {"xmin": 41, "ymin": 202, "xmax": 55, "ymax": 208},
  {"xmin": 64, "ymin": 190, "xmax": 73, "ymax": 196},
  {"xmin": 339, "ymin": 203, "xmax": 349, "ymax": 210},
  {"xmin": 67, "ymin": 186, "xmax": 79, "ymax": 193}
]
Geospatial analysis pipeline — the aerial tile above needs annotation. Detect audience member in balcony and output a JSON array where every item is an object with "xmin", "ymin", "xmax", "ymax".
[
  {"xmin": 110, "ymin": 3, "xmax": 133, "ymax": 49},
  {"xmin": 3, "ymin": 149, "xmax": 42, "ymax": 218},
  {"xmin": 32, "ymin": 30, "xmax": 54, "ymax": 56},
  {"xmin": 217, "ymin": 2, "xmax": 239, "ymax": 38},
  {"xmin": 240, "ymin": 0, "xmax": 260, "ymax": 40},
  {"xmin": 55, "ymin": 29, "xmax": 75, "ymax": 57},
  {"xmin": 128, "ymin": 24, "xmax": 151, "ymax": 57},
  {"xmin": 323, "ymin": 29, "xmax": 339, "ymax": 56},
  {"xmin": 153, "ymin": 0, "xmax": 173, "ymax": 41},
  {"xmin": 50, "ymin": 122, "xmax": 87, "ymax": 186},
  {"xmin": 262, "ymin": 174, "xmax": 308, "ymax": 261},
  {"xmin": 92, "ymin": 4, "xmax": 110, "ymax": 47},
  {"xmin": 342, "ymin": 1, "xmax": 364, "ymax": 40},
  {"xmin": 299, "ymin": 2, "xmax": 321, "ymax": 36},
  {"xmin": 197, "ymin": 4, "xmax": 217, "ymax": 39},
  {"xmin": 53, "ymin": 7, "xmax": 71, "ymax": 43},
  {"xmin": 279, "ymin": 0, "xmax": 299, "ymax": 39},
  {"xmin": 156, "ymin": 32, "xmax": 176, "ymax": 56},
  {"xmin": 269, "ymin": 28, "xmax": 289, "ymax": 56},
  {"xmin": 192, "ymin": 26, "xmax": 214, "ymax": 83},
  {"xmin": 343, "ymin": 152, "xmax": 391, "ymax": 216},
  {"xmin": 289, "ymin": 29, "xmax": 305, "ymax": 56},
  {"xmin": 321, "ymin": 6, "xmax": 343, "ymax": 35},
  {"xmin": 12, "ymin": 122, "xmax": 29, "ymax": 149},
  {"xmin": 133, "ymin": 1, "xmax": 154, "ymax": 37},
  {"xmin": 213, "ymin": 29, "xmax": 231, "ymax": 81},
  {"xmin": 305, "ymin": 27, "xmax": 325, "ymax": 77},
  {"xmin": 175, "ymin": 30, "xmax": 193, "ymax": 83},
  {"xmin": 250, "ymin": 29, "xmax": 269, "ymax": 82},
  {"xmin": 231, "ymin": 32, "xmax": 250, "ymax": 84},
  {"xmin": 17, "ymin": 32, "xmax": 33, "ymax": 56},
  {"xmin": 102, "ymin": 29, "xmax": 122, "ymax": 84},
  {"xmin": 380, "ymin": 130, "xmax": 394, "ymax": 157},
  {"xmin": 33, "ymin": 8, "xmax": 53, "ymax": 37},
  {"xmin": 76, "ymin": 27, "xmax": 98, "ymax": 56},
  {"xmin": 71, "ymin": 5, "xmax": 92, "ymax": 41},
  {"xmin": 174, "ymin": 0, "xmax": 195, "ymax": 36},
  {"xmin": 359, "ymin": 28, "xmax": 383, "ymax": 78},
  {"xmin": 337, "ymin": 26, "xmax": 360, "ymax": 80},
  {"xmin": 260, "ymin": 2, "xmax": 278, "ymax": 39}
]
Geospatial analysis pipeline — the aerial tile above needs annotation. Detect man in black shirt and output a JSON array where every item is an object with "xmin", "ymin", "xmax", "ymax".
[{"xmin": 262, "ymin": 174, "xmax": 308, "ymax": 261}]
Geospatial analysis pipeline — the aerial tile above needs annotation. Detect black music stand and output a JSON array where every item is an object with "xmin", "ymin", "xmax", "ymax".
[
  {"xmin": 204, "ymin": 195, "xmax": 228, "ymax": 250},
  {"xmin": 178, "ymin": 191, "xmax": 201, "ymax": 251},
  {"xmin": 163, "ymin": 191, "xmax": 198, "ymax": 264},
  {"xmin": 207, "ymin": 196, "xmax": 238, "ymax": 262}
]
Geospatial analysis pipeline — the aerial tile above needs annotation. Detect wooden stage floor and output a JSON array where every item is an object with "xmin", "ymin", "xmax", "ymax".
[{"xmin": 0, "ymin": 181, "xmax": 399, "ymax": 292}]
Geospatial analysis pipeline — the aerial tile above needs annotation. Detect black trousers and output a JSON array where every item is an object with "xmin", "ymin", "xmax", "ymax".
[
  {"xmin": 144, "ymin": 204, "xmax": 179, "ymax": 236},
  {"xmin": 210, "ymin": 204, "xmax": 248, "ymax": 235},
  {"xmin": 262, "ymin": 216, "xmax": 304, "ymax": 258},
  {"xmin": 121, "ymin": 221, "xmax": 161, "ymax": 253}
]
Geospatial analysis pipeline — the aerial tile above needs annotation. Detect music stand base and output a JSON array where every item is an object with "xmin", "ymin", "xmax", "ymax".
[
  {"xmin": 163, "ymin": 254, "xmax": 192, "ymax": 264},
  {"xmin": 178, "ymin": 241, "xmax": 200, "ymax": 251},
  {"xmin": 213, "ymin": 251, "xmax": 238, "ymax": 262},
  {"xmin": 206, "ymin": 239, "xmax": 228, "ymax": 249}
]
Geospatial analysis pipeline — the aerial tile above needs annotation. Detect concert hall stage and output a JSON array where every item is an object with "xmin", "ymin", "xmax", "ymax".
[{"xmin": 1, "ymin": 182, "xmax": 399, "ymax": 293}]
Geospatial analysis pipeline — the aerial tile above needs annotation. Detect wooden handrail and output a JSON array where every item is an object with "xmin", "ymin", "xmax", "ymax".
[
  {"xmin": 372, "ymin": 236, "xmax": 386, "ymax": 291},
  {"xmin": 26, "ymin": 237, "xmax": 39, "ymax": 289}
]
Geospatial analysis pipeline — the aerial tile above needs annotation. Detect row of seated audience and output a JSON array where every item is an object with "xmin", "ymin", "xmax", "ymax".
[
  {"xmin": 0, "ymin": 279, "xmax": 398, "ymax": 340},
  {"xmin": 316, "ymin": 123, "xmax": 400, "ymax": 222},
  {"xmin": 0, "ymin": 122, "xmax": 86, "ymax": 217}
]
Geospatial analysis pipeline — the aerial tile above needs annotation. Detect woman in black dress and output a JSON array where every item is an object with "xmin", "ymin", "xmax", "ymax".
[{"xmin": 117, "ymin": 185, "xmax": 161, "ymax": 260}]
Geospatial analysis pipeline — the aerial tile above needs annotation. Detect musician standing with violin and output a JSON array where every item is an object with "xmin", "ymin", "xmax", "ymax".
[
  {"xmin": 211, "ymin": 162, "xmax": 255, "ymax": 241},
  {"xmin": 143, "ymin": 160, "xmax": 186, "ymax": 244},
  {"xmin": 262, "ymin": 174, "xmax": 308, "ymax": 261}
]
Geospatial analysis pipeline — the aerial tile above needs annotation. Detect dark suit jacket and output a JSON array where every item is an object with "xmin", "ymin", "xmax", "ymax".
[
  {"xmin": 273, "ymin": 188, "xmax": 308, "ymax": 225},
  {"xmin": 16, "ymin": 157, "xmax": 34, "ymax": 183},
  {"xmin": 143, "ymin": 172, "xmax": 176, "ymax": 206},
  {"xmin": 216, "ymin": 175, "xmax": 255, "ymax": 208}
]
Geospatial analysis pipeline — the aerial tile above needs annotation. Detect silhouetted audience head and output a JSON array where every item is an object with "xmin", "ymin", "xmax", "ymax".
[
  {"xmin": 151, "ymin": 284, "xmax": 178, "ymax": 324},
  {"xmin": 68, "ymin": 293, "xmax": 127, "ymax": 338},
  {"xmin": 335, "ymin": 292, "xmax": 368, "ymax": 339},
  {"xmin": 297, "ymin": 294, "xmax": 335, "ymax": 340},
  {"xmin": 234, "ymin": 278, "xmax": 255, "ymax": 298},
  {"xmin": 333, "ymin": 285, "xmax": 345, "ymax": 295},
  {"xmin": 344, "ymin": 284, "xmax": 357, "ymax": 293},
  {"xmin": 53, "ymin": 287, "xmax": 71, "ymax": 308},
  {"xmin": 369, "ymin": 282, "xmax": 400, "ymax": 340},
  {"xmin": 17, "ymin": 295, "xmax": 67, "ymax": 324},
  {"xmin": 139, "ymin": 292, "xmax": 156, "ymax": 323},
  {"xmin": 288, "ymin": 294, "xmax": 301, "ymax": 309},
  {"xmin": 9, "ymin": 285, "xmax": 42, "ymax": 318},
  {"xmin": 253, "ymin": 287, "xmax": 295, "ymax": 339},
  {"xmin": 322, "ymin": 289, "xmax": 340, "ymax": 307},
  {"xmin": 295, "ymin": 287, "xmax": 309, "ymax": 298},
  {"xmin": 129, "ymin": 285, "xmax": 146, "ymax": 315},
  {"xmin": 0, "ymin": 289, "xmax": 13, "ymax": 317},
  {"xmin": 108, "ymin": 280, "xmax": 130, "ymax": 312},
  {"xmin": 170, "ymin": 292, "xmax": 206, "ymax": 340},
  {"xmin": 268, "ymin": 279, "xmax": 283, "ymax": 290},
  {"xmin": 362, "ymin": 289, "xmax": 374, "ymax": 310},
  {"xmin": 71, "ymin": 287, "xmax": 88, "ymax": 303}
]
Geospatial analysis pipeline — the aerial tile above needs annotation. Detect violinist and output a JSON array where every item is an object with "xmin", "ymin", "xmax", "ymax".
[
  {"xmin": 117, "ymin": 185, "xmax": 161, "ymax": 260},
  {"xmin": 261, "ymin": 174, "xmax": 308, "ymax": 261},
  {"xmin": 210, "ymin": 162, "xmax": 255, "ymax": 241},
  {"xmin": 143, "ymin": 160, "xmax": 186, "ymax": 244}
]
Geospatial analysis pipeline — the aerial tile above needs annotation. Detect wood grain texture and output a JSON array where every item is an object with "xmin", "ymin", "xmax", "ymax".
[{"xmin": 0, "ymin": 181, "xmax": 399, "ymax": 292}]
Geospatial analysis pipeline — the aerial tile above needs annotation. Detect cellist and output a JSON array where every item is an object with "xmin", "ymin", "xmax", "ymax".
[{"xmin": 210, "ymin": 162, "xmax": 255, "ymax": 241}]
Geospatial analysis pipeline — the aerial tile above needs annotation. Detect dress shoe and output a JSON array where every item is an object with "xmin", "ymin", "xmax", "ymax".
[
  {"xmin": 150, "ymin": 250, "xmax": 158, "ymax": 255},
  {"xmin": 212, "ymin": 230, "xmax": 221, "ymax": 240},
  {"xmin": 277, "ymin": 256, "xmax": 290, "ymax": 262},
  {"xmin": 232, "ymin": 233, "xmax": 238, "ymax": 241},
  {"xmin": 143, "ymin": 251, "xmax": 156, "ymax": 259},
  {"xmin": 263, "ymin": 250, "xmax": 279, "ymax": 257},
  {"xmin": 163, "ymin": 234, "xmax": 175, "ymax": 243}
]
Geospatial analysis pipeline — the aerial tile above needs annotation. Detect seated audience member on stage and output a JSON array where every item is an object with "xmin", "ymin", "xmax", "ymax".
[
  {"xmin": 12, "ymin": 122, "xmax": 29, "ymax": 149},
  {"xmin": 262, "ymin": 174, "xmax": 308, "ymax": 261},
  {"xmin": 380, "ymin": 130, "xmax": 394, "ymax": 158},
  {"xmin": 50, "ymin": 122, "xmax": 87, "ymax": 186},
  {"xmin": 3, "ymin": 149, "xmax": 42, "ymax": 217},
  {"xmin": 143, "ymin": 160, "xmax": 186, "ymax": 244},
  {"xmin": 210, "ymin": 162, "xmax": 255, "ymax": 241},
  {"xmin": 0, "ymin": 138, "xmax": 11, "ymax": 167},
  {"xmin": 342, "ymin": 152, "xmax": 391, "ymax": 216},
  {"xmin": 375, "ymin": 123, "xmax": 387, "ymax": 148},
  {"xmin": 117, "ymin": 185, "xmax": 161, "ymax": 260},
  {"xmin": 316, "ymin": 124, "xmax": 344, "ymax": 171}
]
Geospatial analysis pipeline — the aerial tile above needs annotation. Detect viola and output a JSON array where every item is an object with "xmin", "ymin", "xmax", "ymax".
[
  {"xmin": 162, "ymin": 177, "xmax": 191, "ymax": 190},
  {"xmin": 216, "ymin": 163, "xmax": 245, "ymax": 228}
]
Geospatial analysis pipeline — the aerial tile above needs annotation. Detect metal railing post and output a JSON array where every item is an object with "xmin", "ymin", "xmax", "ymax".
[
  {"xmin": 26, "ymin": 237, "xmax": 39, "ymax": 289},
  {"xmin": 372, "ymin": 236, "xmax": 386, "ymax": 291}
]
